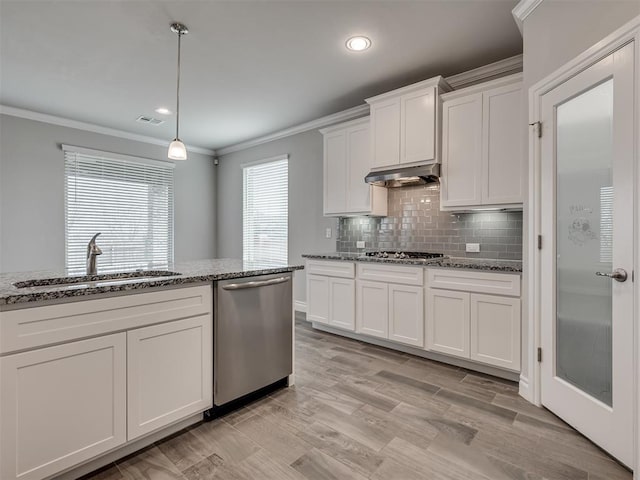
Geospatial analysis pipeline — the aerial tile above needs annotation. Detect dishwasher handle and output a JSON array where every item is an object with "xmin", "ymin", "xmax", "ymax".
[{"xmin": 221, "ymin": 276, "xmax": 290, "ymax": 290}]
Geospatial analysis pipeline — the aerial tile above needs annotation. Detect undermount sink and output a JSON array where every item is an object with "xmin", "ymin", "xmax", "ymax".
[{"xmin": 13, "ymin": 270, "xmax": 181, "ymax": 289}]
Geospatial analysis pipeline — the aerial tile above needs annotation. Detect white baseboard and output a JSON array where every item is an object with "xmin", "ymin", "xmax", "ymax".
[
  {"xmin": 294, "ymin": 301, "xmax": 307, "ymax": 313},
  {"xmin": 519, "ymin": 374, "xmax": 532, "ymax": 402}
]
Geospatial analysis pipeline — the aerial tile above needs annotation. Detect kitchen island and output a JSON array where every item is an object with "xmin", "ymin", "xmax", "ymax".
[{"xmin": 0, "ymin": 259, "xmax": 302, "ymax": 480}]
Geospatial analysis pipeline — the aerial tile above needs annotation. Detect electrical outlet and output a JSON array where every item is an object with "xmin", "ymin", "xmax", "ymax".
[
  {"xmin": 325, "ymin": 227, "xmax": 332, "ymax": 239},
  {"xmin": 466, "ymin": 243, "xmax": 480, "ymax": 253},
  {"xmin": 356, "ymin": 240, "xmax": 365, "ymax": 249}
]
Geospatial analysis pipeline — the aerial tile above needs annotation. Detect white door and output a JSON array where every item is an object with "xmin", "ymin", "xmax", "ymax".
[
  {"xmin": 470, "ymin": 293, "xmax": 520, "ymax": 371},
  {"xmin": 329, "ymin": 277, "xmax": 355, "ymax": 331},
  {"xmin": 0, "ymin": 334, "xmax": 126, "ymax": 480},
  {"xmin": 127, "ymin": 315, "xmax": 213, "ymax": 440},
  {"xmin": 388, "ymin": 284, "xmax": 424, "ymax": 347},
  {"xmin": 307, "ymin": 274, "xmax": 329, "ymax": 324},
  {"xmin": 371, "ymin": 98, "xmax": 400, "ymax": 168},
  {"xmin": 440, "ymin": 93, "xmax": 483, "ymax": 207},
  {"xmin": 323, "ymin": 131, "xmax": 347, "ymax": 214},
  {"xmin": 356, "ymin": 280, "xmax": 389, "ymax": 338},
  {"xmin": 426, "ymin": 289, "xmax": 470, "ymax": 358},
  {"xmin": 400, "ymin": 87, "xmax": 435, "ymax": 164},
  {"xmin": 346, "ymin": 123, "xmax": 372, "ymax": 212},
  {"xmin": 540, "ymin": 43, "xmax": 634, "ymax": 466}
]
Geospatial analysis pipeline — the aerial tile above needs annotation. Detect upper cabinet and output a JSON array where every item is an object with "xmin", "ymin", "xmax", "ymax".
[
  {"xmin": 440, "ymin": 73, "xmax": 524, "ymax": 210},
  {"xmin": 366, "ymin": 76, "xmax": 452, "ymax": 169},
  {"xmin": 321, "ymin": 117, "xmax": 387, "ymax": 217}
]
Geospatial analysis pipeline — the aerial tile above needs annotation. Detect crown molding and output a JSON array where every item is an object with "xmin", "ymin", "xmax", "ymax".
[
  {"xmin": 216, "ymin": 104, "xmax": 370, "ymax": 156},
  {"xmin": 0, "ymin": 105, "xmax": 216, "ymax": 156},
  {"xmin": 512, "ymin": 0, "xmax": 544, "ymax": 34},
  {"xmin": 445, "ymin": 54, "xmax": 523, "ymax": 90}
]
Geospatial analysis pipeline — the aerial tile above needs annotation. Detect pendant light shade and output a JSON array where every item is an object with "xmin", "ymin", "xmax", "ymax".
[
  {"xmin": 168, "ymin": 22, "xmax": 188, "ymax": 161},
  {"xmin": 168, "ymin": 139, "xmax": 187, "ymax": 160}
]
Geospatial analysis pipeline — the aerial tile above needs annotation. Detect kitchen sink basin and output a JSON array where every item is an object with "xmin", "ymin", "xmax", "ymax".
[{"xmin": 13, "ymin": 270, "xmax": 181, "ymax": 289}]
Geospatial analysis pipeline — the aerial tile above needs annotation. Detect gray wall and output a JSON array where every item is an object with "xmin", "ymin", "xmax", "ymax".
[
  {"xmin": 337, "ymin": 185, "xmax": 523, "ymax": 260},
  {"xmin": 0, "ymin": 114, "xmax": 217, "ymax": 273},
  {"xmin": 216, "ymin": 129, "xmax": 336, "ymax": 305},
  {"xmin": 519, "ymin": 0, "xmax": 640, "ymax": 385}
]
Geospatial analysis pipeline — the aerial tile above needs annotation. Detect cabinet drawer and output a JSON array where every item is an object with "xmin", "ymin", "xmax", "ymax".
[
  {"xmin": 0, "ymin": 285, "xmax": 212, "ymax": 354},
  {"xmin": 306, "ymin": 260, "xmax": 355, "ymax": 278},
  {"xmin": 427, "ymin": 268, "xmax": 520, "ymax": 297},
  {"xmin": 357, "ymin": 263, "xmax": 424, "ymax": 286}
]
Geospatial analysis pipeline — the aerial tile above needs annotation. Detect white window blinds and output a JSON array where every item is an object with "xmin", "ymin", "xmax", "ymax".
[
  {"xmin": 243, "ymin": 156, "xmax": 288, "ymax": 268},
  {"xmin": 64, "ymin": 145, "xmax": 174, "ymax": 274}
]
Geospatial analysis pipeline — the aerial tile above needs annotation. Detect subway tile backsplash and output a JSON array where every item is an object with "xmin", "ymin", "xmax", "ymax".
[{"xmin": 336, "ymin": 184, "xmax": 523, "ymax": 260}]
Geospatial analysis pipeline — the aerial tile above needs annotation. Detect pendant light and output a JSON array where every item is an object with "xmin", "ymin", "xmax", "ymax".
[{"xmin": 168, "ymin": 22, "xmax": 188, "ymax": 161}]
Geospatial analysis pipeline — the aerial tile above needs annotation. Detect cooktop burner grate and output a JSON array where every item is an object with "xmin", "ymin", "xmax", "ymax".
[{"xmin": 365, "ymin": 251, "xmax": 444, "ymax": 260}]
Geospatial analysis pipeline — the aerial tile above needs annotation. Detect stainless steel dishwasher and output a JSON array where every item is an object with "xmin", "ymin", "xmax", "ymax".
[{"xmin": 211, "ymin": 272, "xmax": 293, "ymax": 411}]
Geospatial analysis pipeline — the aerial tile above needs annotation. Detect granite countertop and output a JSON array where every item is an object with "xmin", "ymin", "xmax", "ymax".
[
  {"xmin": 0, "ymin": 259, "xmax": 304, "ymax": 306},
  {"xmin": 302, "ymin": 253, "xmax": 522, "ymax": 273}
]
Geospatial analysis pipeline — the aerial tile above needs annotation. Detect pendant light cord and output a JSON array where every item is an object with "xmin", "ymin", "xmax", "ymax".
[{"xmin": 175, "ymin": 30, "xmax": 182, "ymax": 140}]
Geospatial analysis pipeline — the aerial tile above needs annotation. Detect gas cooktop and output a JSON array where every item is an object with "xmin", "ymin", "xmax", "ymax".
[{"xmin": 365, "ymin": 251, "xmax": 445, "ymax": 260}]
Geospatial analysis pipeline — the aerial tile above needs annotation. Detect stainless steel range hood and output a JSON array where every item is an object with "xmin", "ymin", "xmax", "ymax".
[{"xmin": 365, "ymin": 164, "xmax": 440, "ymax": 188}]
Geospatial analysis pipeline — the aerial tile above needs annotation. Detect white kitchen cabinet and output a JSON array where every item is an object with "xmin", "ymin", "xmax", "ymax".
[
  {"xmin": 127, "ymin": 315, "xmax": 213, "ymax": 440},
  {"xmin": 0, "ymin": 285, "xmax": 213, "ymax": 480},
  {"xmin": 470, "ymin": 294, "xmax": 521, "ymax": 371},
  {"xmin": 440, "ymin": 73, "xmax": 524, "ymax": 209},
  {"xmin": 0, "ymin": 334, "xmax": 127, "ymax": 480},
  {"xmin": 321, "ymin": 117, "xmax": 387, "ymax": 216},
  {"xmin": 307, "ymin": 274, "xmax": 330, "ymax": 324},
  {"xmin": 356, "ymin": 280, "xmax": 389, "ymax": 339},
  {"xmin": 425, "ymin": 268, "xmax": 521, "ymax": 372},
  {"xmin": 440, "ymin": 93, "xmax": 483, "ymax": 207},
  {"xmin": 306, "ymin": 262, "xmax": 355, "ymax": 331},
  {"xmin": 426, "ymin": 289, "xmax": 470, "ymax": 358},
  {"xmin": 366, "ymin": 76, "xmax": 451, "ymax": 169},
  {"xmin": 389, "ymin": 284, "xmax": 424, "ymax": 347}
]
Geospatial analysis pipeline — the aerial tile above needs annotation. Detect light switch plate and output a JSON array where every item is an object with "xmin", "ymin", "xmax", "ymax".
[
  {"xmin": 325, "ymin": 227, "xmax": 332, "ymax": 239},
  {"xmin": 466, "ymin": 243, "xmax": 480, "ymax": 253},
  {"xmin": 356, "ymin": 240, "xmax": 365, "ymax": 249}
]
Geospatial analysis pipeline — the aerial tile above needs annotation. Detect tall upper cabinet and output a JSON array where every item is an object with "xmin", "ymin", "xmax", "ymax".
[
  {"xmin": 321, "ymin": 117, "xmax": 387, "ymax": 216},
  {"xmin": 365, "ymin": 76, "xmax": 452, "ymax": 169},
  {"xmin": 440, "ymin": 73, "xmax": 524, "ymax": 209}
]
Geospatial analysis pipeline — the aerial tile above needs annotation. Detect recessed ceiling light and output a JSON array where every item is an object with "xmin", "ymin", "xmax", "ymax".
[
  {"xmin": 155, "ymin": 107, "xmax": 171, "ymax": 115},
  {"xmin": 345, "ymin": 36, "xmax": 371, "ymax": 52}
]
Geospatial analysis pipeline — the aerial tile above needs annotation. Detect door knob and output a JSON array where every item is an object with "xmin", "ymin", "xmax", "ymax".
[{"xmin": 595, "ymin": 268, "xmax": 628, "ymax": 282}]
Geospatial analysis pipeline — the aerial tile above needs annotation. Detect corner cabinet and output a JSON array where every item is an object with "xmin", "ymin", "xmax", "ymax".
[
  {"xmin": 0, "ymin": 285, "xmax": 213, "ymax": 480},
  {"xmin": 321, "ymin": 117, "xmax": 387, "ymax": 217},
  {"xmin": 366, "ymin": 76, "xmax": 452, "ymax": 169},
  {"xmin": 440, "ymin": 73, "xmax": 524, "ymax": 210}
]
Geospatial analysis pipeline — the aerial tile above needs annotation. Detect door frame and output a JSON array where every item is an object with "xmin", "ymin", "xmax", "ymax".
[{"xmin": 525, "ymin": 14, "xmax": 640, "ymax": 473}]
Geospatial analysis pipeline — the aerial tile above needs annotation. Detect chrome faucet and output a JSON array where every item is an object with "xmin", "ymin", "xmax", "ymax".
[{"xmin": 86, "ymin": 233, "xmax": 103, "ymax": 275}]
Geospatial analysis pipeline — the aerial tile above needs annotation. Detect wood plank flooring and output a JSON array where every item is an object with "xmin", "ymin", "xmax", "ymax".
[{"xmin": 82, "ymin": 317, "xmax": 631, "ymax": 480}]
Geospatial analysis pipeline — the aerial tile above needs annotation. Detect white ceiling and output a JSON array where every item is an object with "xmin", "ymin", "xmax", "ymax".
[{"xmin": 0, "ymin": 1, "xmax": 522, "ymax": 151}]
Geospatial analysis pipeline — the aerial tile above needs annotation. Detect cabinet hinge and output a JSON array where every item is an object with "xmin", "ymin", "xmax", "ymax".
[
  {"xmin": 537, "ymin": 235, "xmax": 542, "ymax": 250},
  {"xmin": 529, "ymin": 121, "xmax": 542, "ymax": 138},
  {"xmin": 537, "ymin": 347, "xmax": 542, "ymax": 363}
]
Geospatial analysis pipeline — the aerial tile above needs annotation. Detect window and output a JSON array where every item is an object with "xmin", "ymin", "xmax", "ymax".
[
  {"xmin": 599, "ymin": 185, "xmax": 613, "ymax": 263},
  {"xmin": 243, "ymin": 155, "xmax": 288, "ymax": 268},
  {"xmin": 64, "ymin": 145, "xmax": 174, "ymax": 274}
]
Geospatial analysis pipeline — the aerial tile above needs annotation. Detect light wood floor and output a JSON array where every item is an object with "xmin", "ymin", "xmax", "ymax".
[{"xmin": 83, "ymin": 317, "xmax": 632, "ymax": 480}]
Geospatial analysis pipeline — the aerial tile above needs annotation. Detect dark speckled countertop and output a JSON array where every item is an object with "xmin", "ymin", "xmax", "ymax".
[
  {"xmin": 0, "ymin": 259, "xmax": 304, "ymax": 306},
  {"xmin": 302, "ymin": 253, "xmax": 522, "ymax": 273}
]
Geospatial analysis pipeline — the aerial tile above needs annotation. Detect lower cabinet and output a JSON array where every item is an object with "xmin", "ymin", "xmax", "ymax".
[
  {"xmin": 127, "ymin": 315, "xmax": 213, "ymax": 440},
  {"xmin": 0, "ymin": 285, "xmax": 213, "ymax": 480},
  {"xmin": 356, "ymin": 280, "xmax": 424, "ymax": 347},
  {"xmin": 470, "ymin": 293, "xmax": 521, "ymax": 371},
  {"xmin": 0, "ymin": 334, "xmax": 127, "ymax": 480},
  {"xmin": 426, "ymin": 288, "xmax": 521, "ymax": 371},
  {"xmin": 426, "ymin": 289, "xmax": 470, "ymax": 357},
  {"xmin": 307, "ymin": 274, "xmax": 355, "ymax": 331}
]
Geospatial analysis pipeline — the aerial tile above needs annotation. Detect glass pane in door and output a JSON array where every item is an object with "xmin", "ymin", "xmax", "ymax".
[{"xmin": 555, "ymin": 79, "xmax": 613, "ymax": 406}]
